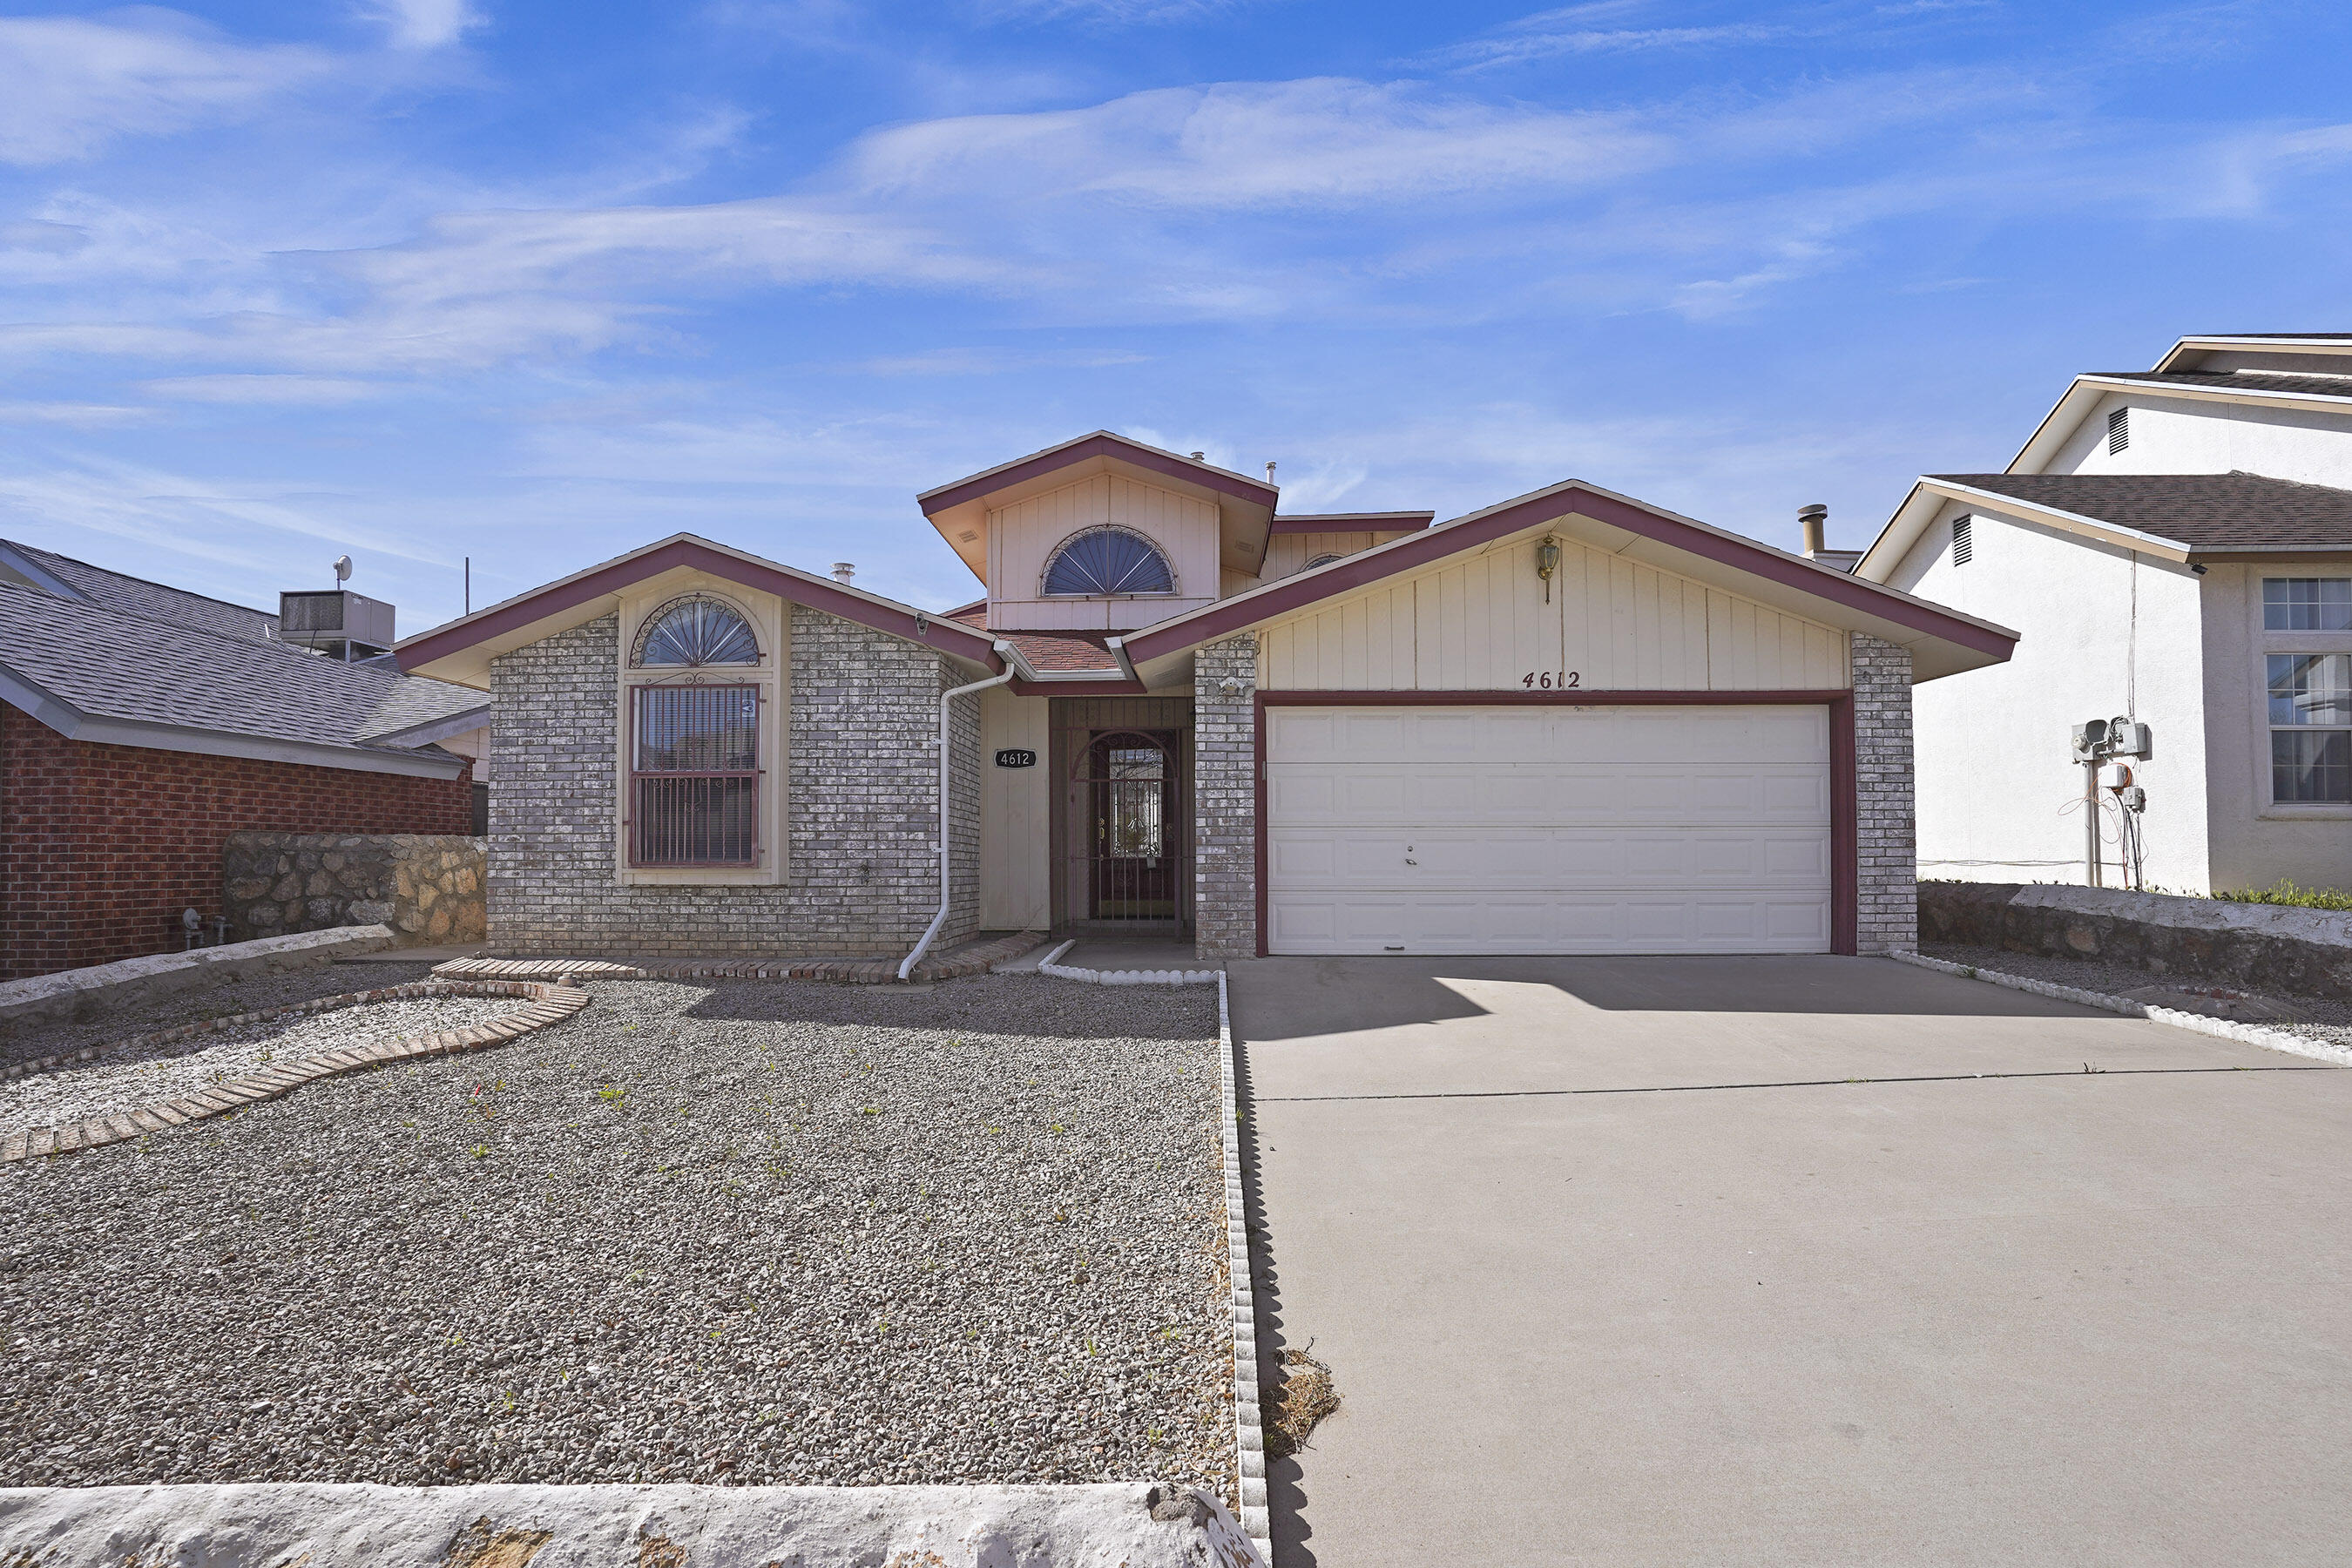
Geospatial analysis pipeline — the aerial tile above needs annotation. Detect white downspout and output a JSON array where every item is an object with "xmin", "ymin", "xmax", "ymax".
[{"xmin": 898, "ymin": 639, "xmax": 1026, "ymax": 981}]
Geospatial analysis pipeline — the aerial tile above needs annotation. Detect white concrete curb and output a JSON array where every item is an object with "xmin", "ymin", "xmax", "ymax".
[
  {"xmin": 1890, "ymin": 950, "xmax": 2352, "ymax": 1068},
  {"xmin": 1036, "ymin": 943, "xmax": 1220, "ymax": 985},
  {"xmin": 1217, "ymin": 970, "xmax": 1273, "ymax": 1565}
]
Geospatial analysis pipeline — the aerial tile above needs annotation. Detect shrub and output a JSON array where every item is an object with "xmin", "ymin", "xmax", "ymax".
[{"xmin": 2212, "ymin": 879, "xmax": 2352, "ymax": 912}]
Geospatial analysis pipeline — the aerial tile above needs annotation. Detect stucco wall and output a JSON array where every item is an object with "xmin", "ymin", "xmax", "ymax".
[
  {"xmin": 1887, "ymin": 501, "xmax": 2213, "ymax": 890},
  {"xmin": 487, "ymin": 608, "xmax": 979, "ymax": 957},
  {"xmin": 2044, "ymin": 388, "xmax": 2352, "ymax": 490}
]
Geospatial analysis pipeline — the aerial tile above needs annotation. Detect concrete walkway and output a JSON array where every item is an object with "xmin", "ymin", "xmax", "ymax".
[{"xmin": 1229, "ymin": 955, "xmax": 2352, "ymax": 1567}]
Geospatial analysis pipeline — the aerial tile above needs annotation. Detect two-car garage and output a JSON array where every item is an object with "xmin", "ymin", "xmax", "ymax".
[{"xmin": 1262, "ymin": 700, "xmax": 1842, "ymax": 956}]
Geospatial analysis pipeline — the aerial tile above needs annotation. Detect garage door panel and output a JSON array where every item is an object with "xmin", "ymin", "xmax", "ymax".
[{"xmin": 1265, "ymin": 702, "xmax": 1837, "ymax": 956}]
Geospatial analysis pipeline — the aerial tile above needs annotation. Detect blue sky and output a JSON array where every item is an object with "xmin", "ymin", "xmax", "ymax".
[{"xmin": 2, "ymin": 0, "xmax": 2349, "ymax": 631}]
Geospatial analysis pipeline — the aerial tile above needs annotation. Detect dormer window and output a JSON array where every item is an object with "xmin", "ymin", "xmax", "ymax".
[{"xmin": 1042, "ymin": 526, "xmax": 1176, "ymax": 597}]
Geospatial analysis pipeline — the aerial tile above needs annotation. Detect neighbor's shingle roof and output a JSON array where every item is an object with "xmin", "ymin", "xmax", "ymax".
[
  {"xmin": 0, "ymin": 583, "xmax": 486, "ymax": 757},
  {"xmin": 1, "ymin": 540, "xmax": 281, "ymax": 642},
  {"xmin": 1932, "ymin": 471, "xmax": 2352, "ymax": 551},
  {"xmin": 2097, "ymin": 369, "xmax": 2352, "ymax": 401}
]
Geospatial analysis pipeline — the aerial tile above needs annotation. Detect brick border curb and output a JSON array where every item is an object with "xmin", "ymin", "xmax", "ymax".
[
  {"xmin": 2, "ymin": 979, "xmax": 589, "ymax": 1165},
  {"xmin": 431, "ymin": 932, "xmax": 1046, "ymax": 987},
  {"xmin": 1889, "ymin": 950, "xmax": 2352, "ymax": 1068},
  {"xmin": 1218, "ymin": 971, "xmax": 1271, "ymax": 1565}
]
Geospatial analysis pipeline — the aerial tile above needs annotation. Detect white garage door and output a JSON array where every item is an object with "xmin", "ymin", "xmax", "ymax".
[{"xmin": 1266, "ymin": 704, "xmax": 1834, "ymax": 956}]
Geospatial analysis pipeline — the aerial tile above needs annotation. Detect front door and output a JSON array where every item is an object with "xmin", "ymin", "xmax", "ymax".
[{"xmin": 1079, "ymin": 730, "xmax": 1180, "ymax": 921}]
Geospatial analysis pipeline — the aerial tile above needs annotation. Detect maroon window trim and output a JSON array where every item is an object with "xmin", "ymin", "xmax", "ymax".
[
  {"xmin": 627, "ymin": 682, "xmax": 762, "ymax": 868},
  {"xmin": 1249, "ymin": 688, "xmax": 1861, "ymax": 958}
]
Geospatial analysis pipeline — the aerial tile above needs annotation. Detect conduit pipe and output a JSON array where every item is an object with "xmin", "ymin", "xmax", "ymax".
[{"xmin": 897, "ymin": 640, "xmax": 1028, "ymax": 981}]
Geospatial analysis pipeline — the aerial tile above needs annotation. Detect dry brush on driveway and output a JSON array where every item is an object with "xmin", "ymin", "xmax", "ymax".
[{"xmin": 0, "ymin": 975, "xmax": 1232, "ymax": 1496}]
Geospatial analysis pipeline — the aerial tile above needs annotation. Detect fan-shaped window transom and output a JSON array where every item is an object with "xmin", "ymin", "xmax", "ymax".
[
  {"xmin": 633, "ymin": 595, "xmax": 760, "ymax": 666},
  {"xmin": 1042, "ymin": 526, "xmax": 1176, "ymax": 598}
]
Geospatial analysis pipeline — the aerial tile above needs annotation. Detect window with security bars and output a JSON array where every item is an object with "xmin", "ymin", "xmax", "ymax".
[
  {"xmin": 2264, "ymin": 578, "xmax": 2352, "ymax": 632},
  {"xmin": 2269, "ymin": 652, "xmax": 2352, "ymax": 803},
  {"xmin": 631, "ymin": 684, "xmax": 760, "ymax": 863}
]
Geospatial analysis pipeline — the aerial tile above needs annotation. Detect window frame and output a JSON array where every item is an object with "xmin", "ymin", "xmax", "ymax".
[
  {"xmin": 2266, "ymin": 652, "xmax": 2352, "ymax": 805},
  {"xmin": 1038, "ymin": 524, "xmax": 1180, "ymax": 598},
  {"xmin": 612, "ymin": 585, "xmax": 789, "ymax": 885},
  {"xmin": 2251, "ymin": 572, "xmax": 2352, "ymax": 819},
  {"xmin": 627, "ymin": 681, "xmax": 764, "ymax": 868}
]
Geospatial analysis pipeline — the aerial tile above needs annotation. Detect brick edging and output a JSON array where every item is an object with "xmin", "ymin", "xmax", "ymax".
[
  {"xmin": 1888, "ymin": 950, "xmax": 2352, "ymax": 1068},
  {"xmin": 1, "ymin": 979, "xmax": 589, "ymax": 1165},
  {"xmin": 430, "ymin": 931, "xmax": 1046, "ymax": 987},
  {"xmin": 1218, "ymin": 970, "xmax": 1272, "ymax": 1565}
]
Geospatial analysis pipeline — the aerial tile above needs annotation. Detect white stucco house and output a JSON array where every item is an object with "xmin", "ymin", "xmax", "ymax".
[
  {"xmin": 401, "ymin": 431, "xmax": 2015, "ymax": 963},
  {"xmin": 1858, "ymin": 333, "xmax": 2352, "ymax": 895}
]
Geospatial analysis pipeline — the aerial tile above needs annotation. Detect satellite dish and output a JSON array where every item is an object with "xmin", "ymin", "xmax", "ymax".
[{"xmin": 333, "ymin": 555, "xmax": 353, "ymax": 586}]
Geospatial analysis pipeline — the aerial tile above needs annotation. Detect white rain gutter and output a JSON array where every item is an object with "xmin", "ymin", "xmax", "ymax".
[{"xmin": 897, "ymin": 639, "xmax": 1029, "ymax": 981}]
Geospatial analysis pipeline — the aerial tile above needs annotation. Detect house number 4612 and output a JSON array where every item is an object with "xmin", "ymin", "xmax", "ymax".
[{"xmin": 1520, "ymin": 671, "xmax": 1582, "ymax": 689}]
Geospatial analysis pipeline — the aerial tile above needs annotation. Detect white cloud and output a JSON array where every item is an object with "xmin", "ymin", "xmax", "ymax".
[
  {"xmin": 139, "ymin": 374, "xmax": 389, "ymax": 403},
  {"xmin": 363, "ymin": 0, "xmax": 482, "ymax": 50},
  {"xmin": 0, "ymin": 10, "xmax": 328, "ymax": 166}
]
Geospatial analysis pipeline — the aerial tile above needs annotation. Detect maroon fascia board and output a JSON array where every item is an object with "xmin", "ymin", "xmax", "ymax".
[
  {"xmin": 918, "ymin": 434, "xmax": 1278, "ymax": 517},
  {"xmin": 1267, "ymin": 512, "xmax": 1436, "ymax": 536},
  {"xmin": 397, "ymin": 538, "xmax": 1003, "ymax": 675},
  {"xmin": 1130, "ymin": 485, "xmax": 2017, "ymax": 666},
  {"xmin": 1251, "ymin": 687, "xmax": 1860, "ymax": 958}
]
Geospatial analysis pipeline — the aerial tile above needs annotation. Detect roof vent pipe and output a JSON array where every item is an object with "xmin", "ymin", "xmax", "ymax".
[
  {"xmin": 1798, "ymin": 504, "xmax": 1828, "ymax": 558},
  {"xmin": 1189, "ymin": 451, "xmax": 1205, "ymax": 461},
  {"xmin": 1265, "ymin": 461, "xmax": 1277, "ymax": 485},
  {"xmin": 832, "ymin": 563, "xmax": 855, "ymax": 585}
]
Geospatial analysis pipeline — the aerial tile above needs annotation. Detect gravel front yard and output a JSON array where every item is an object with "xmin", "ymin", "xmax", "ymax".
[
  {"xmin": 1922, "ymin": 941, "xmax": 2352, "ymax": 1051},
  {"xmin": 0, "ymin": 960, "xmax": 443, "ymax": 1072},
  {"xmin": 0, "ymin": 976, "xmax": 1231, "ymax": 1494}
]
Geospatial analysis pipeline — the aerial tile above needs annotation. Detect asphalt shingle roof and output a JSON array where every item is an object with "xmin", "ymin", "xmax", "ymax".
[
  {"xmin": 2097, "ymin": 369, "xmax": 2352, "ymax": 401},
  {"xmin": 1932, "ymin": 471, "xmax": 2352, "ymax": 551},
  {"xmin": 2, "ymin": 540, "xmax": 281, "ymax": 642},
  {"xmin": 0, "ymin": 583, "xmax": 486, "ymax": 759}
]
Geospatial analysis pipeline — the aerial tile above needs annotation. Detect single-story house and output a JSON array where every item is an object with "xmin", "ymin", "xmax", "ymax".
[
  {"xmin": 1857, "ymin": 331, "xmax": 2352, "ymax": 894},
  {"xmin": 397, "ymin": 432, "xmax": 2015, "ymax": 963},
  {"xmin": 0, "ymin": 540, "xmax": 489, "ymax": 977}
]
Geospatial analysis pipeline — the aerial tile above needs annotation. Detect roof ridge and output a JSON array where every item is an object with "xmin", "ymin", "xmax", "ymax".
[{"xmin": 1, "ymin": 537, "xmax": 280, "ymax": 624}]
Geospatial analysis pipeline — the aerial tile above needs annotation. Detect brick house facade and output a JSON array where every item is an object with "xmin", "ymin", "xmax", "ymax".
[{"xmin": 0, "ymin": 701, "xmax": 471, "ymax": 977}]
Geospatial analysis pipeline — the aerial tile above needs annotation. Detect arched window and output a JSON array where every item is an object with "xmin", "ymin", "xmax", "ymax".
[
  {"xmin": 1304, "ymin": 553, "xmax": 1345, "ymax": 570},
  {"xmin": 1041, "ymin": 526, "xmax": 1176, "ymax": 597},
  {"xmin": 633, "ymin": 595, "xmax": 760, "ymax": 666}
]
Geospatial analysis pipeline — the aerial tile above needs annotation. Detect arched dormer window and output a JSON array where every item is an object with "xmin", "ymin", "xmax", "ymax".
[
  {"xmin": 632, "ymin": 594, "xmax": 760, "ymax": 666},
  {"xmin": 1041, "ymin": 525, "xmax": 1176, "ymax": 598},
  {"xmin": 1304, "ymin": 553, "xmax": 1345, "ymax": 570}
]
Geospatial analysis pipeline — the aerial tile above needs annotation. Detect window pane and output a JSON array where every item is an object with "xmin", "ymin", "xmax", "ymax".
[
  {"xmin": 2264, "ymin": 578, "xmax": 2352, "ymax": 632},
  {"xmin": 2268, "ymin": 653, "xmax": 2352, "ymax": 727},
  {"xmin": 640, "ymin": 598, "xmax": 760, "ymax": 665},
  {"xmin": 2274, "ymin": 730, "xmax": 2352, "ymax": 803},
  {"xmin": 635, "ymin": 686, "xmax": 758, "ymax": 771},
  {"xmin": 1043, "ymin": 528, "xmax": 1174, "ymax": 596},
  {"xmin": 635, "ymin": 776, "xmax": 758, "ymax": 862}
]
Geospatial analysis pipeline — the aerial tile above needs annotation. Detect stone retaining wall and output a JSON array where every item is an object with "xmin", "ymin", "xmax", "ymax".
[
  {"xmin": 1919, "ymin": 881, "xmax": 2352, "ymax": 999},
  {"xmin": 224, "ymin": 834, "xmax": 486, "ymax": 946}
]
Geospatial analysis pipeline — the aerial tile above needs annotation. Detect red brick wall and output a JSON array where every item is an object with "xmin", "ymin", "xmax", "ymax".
[{"xmin": 0, "ymin": 702, "xmax": 471, "ymax": 979}]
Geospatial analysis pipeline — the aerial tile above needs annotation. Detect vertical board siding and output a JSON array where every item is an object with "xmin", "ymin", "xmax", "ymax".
[
  {"xmin": 1262, "ymin": 535, "xmax": 1850, "ymax": 691},
  {"xmin": 986, "ymin": 474, "xmax": 1220, "ymax": 628},
  {"xmin": 1260, "ymin": 529, "xmax": 1420, "ymax": 580}
]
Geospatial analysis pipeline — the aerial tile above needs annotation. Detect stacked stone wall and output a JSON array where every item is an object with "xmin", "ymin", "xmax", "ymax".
[{"xmin": 222, "ymin": 833, "xmax": 485, "ymax": 945}]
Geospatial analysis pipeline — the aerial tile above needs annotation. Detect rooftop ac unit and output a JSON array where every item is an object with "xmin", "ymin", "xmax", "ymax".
[{"xmin": 279, "ymin": 590, "xmax": 395, "ymax": 654}]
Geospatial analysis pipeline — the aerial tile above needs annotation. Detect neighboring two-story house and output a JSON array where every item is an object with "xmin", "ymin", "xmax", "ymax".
[
  {"xmin": 1857, "ymin": 333, "xmax": 2352, "ymax": 894},
  {"xmin": 402, "ymin": 431, "xmax": 2011, "ymax": 963}
]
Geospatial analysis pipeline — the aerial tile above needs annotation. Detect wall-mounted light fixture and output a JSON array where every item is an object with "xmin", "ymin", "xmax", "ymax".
[{"xmin": 1536, "ymin": 537, "xmax": 1562, "ymax": 602}]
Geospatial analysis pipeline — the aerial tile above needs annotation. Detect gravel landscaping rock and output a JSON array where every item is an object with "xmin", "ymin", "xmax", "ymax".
[
  {"xmin": 1, "ymin": 996, "xmax": 524, "ymax": 1134},
  {"xmin": 1922, "ymin": 942, "xmax": 2352, "ymax": 1053},
  {"xmin": 0, "ymin": 975, "xmax": 1231, "ymax": 1497},
  {"xmin": 0, "ymin": 961, "xmax": 442, "ymax": 1072}
]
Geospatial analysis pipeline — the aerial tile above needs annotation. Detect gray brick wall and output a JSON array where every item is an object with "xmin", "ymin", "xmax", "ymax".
[
  {"xmin": 1193, "ymin": 634, "xmax": 1258, "ymax": 960},
  {"xmin": 486, "ymin": 607, "xmax": 981, "ymax": 957},
  {"xmin": 1853, "ymin": 632, "xmax": 1917, "ymax": 955}
]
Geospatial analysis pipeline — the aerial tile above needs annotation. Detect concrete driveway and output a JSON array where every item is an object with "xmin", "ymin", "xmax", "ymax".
[{"xmin": 1229, "ymin": 956, "xmax": 2352, "ymax": 1568}]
